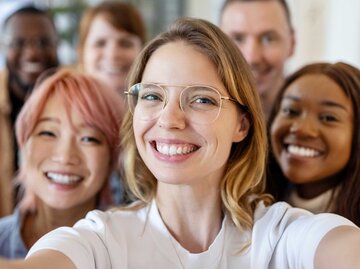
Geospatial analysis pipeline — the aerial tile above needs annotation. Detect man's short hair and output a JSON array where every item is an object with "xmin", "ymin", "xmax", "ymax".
[
  {"xmin": 221, "ymin": 0, "xmax": 293, "ymax": 30},
  {"xmin": 3, "ymin": 4, "xmax": 56, "ymax": 31}
]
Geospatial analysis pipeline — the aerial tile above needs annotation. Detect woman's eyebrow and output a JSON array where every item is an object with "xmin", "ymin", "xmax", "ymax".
[
  {"xmin": 320, "ymin": 100, "xmax": 349, "ymax": 112},
  {"xmin": 37, "ymin": 117, "xmax": 60, "ymax": 123},
  {"xmin": 283, "ymin": 95, "xmax": 349, "ymax": 112}
]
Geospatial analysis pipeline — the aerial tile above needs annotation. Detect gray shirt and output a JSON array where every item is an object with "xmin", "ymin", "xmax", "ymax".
[{"xmin": 0, "ymin": 208, "xmax": 28, "ymax": 259}]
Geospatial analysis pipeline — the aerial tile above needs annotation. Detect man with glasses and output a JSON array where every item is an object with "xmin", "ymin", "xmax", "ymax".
[
  {"xmin": 0, "ymin": 4, "xmax": 59, "ymax": 217},
  {"xmin": 219, "ymin": 0, "xmax": 295, "ymax": 121}
]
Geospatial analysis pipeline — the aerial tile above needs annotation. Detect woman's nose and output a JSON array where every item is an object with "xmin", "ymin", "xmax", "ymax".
[
  {"xmin": 157, "ymin": 97, "xmax": 186, "ymax": 129},
  {"xmin": 289, "ymin": 117, "xmax": 319, "ymax": 138},
  {"xmin": 51, "ymin": 138, "xmax": 81, "ymax": 165}
]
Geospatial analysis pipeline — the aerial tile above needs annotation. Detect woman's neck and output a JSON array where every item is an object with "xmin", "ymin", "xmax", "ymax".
[
  {"xmin": 156, "ymin": 181, "xmax": 223, "ymax": 253},
  {"xmin": 295, "ymin": 174, "xmax": 341, "ymax": 199},
  {"xmin": 21, "ymin": 197, "xmax": 96, "ymax": 249}
]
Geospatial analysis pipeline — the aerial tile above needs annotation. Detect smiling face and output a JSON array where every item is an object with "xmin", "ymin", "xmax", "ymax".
[
  {"xmin": 132, "ymin": 41, "xmax": 248, "ymax": 188},
  {"xmin": 220, "ymin": 0, "xmax": 294, "ymax": 117},
  {"xmin": 82, "ymin": 15, "xmax": 142, "ymax": 93},
  {"xmin": 270, "ymin": 74, "xmax": 353, "ymax": 189},
  {"xmin": 22, "ymin": 92, "xmax": 111, "ymax": 210},
  {"xmin": 5, "ymin": 13, "xmax": 58, "ymax": 89}
]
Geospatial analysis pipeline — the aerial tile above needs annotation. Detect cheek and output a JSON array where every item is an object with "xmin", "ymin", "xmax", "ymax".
[
  {"xmin": 23, "ymin": 140, "xmax": 46, "ymax": 168},
  {"xmin": 91, "ymin": 148, "xmax": 111, "ymax": 176},
  {"xmin": 44, "ymin": 49, "xmax": 57, "ymax": 57},
  {"xmin": 264, "ymin": 47, "xmax": 289, "ymax": 65},
  {"xmin": 83, "ymin": 46, "xmax": 99, "ymax": 65},
  {"xmin": 119, "ymin": 48, "xmax": 140, "ymax": 63},
  {"xmin": 133, "ymin": 121, "xmax": 148, "ymax": 154},
  {"xmin": 331, "ymin": 128, "xmax": 353, "ymax": 164},
  {"xmin": 207, "ymin": 124, "xmax": 233, "ymax": 157},
  {"xmin": 270, "ymin": 118, "xmax": 285, "ymax": 150},
  {"xmin": 6, "ymin": 51, "xmax": 18, "ymax": 65}
]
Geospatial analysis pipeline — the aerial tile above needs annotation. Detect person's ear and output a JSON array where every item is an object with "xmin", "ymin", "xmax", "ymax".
[{"xmin": 232, "ymin": 112, "xmax": 250, "ymax": 143}]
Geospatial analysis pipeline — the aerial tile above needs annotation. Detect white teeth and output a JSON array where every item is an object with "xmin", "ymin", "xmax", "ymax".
[
  {"xmin": 287, "ymin": 145, "xmax": 321, "ymax": 158},
  {"xmin": 169, "ymin": 145, "xmax": 177, "ymax": 155},
  {"xmin": 46, "ymin": 172, "xmax": 82, "ymax": 185},
  {"xmin": 156, "ymin": 143, "xmax": 196, "ymax": 156},
  {"xmin": 22, "ymin": 62, "xmax": 43, "ymax": 73}
]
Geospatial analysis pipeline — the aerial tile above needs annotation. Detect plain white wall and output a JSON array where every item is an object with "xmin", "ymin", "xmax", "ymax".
[
  {"xmin": 287, "ymin": 0, "xmax": 360, "ymax": 73},
  {"xmin": 186, "ymin": 0, "xmax": 360, "ymax": 74}
]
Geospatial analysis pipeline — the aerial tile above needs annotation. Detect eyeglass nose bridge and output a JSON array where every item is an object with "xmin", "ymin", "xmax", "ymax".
[{"xmin": 159, "ymin": 85, "xmax": 187, "ymax": 115}]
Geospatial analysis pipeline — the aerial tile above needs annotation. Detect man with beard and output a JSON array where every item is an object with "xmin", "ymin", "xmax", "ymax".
[
  {"xmin": 0, "ymin": 5, "xmax": 59, "ymax": 217},
  {"xmin": 220, "ymin": 0, "xmax": 295, "ymax": 120}
]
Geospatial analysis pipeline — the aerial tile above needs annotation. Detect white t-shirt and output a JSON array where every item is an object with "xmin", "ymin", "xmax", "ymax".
[{"xmin": 27, "ymin": 201, "xmax": 354, "ymax": 269}]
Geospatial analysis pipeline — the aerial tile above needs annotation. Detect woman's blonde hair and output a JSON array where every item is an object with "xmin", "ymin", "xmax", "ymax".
[{"xmin": 121, "ymin": 17, "xmax": 271, "ymax": 231}]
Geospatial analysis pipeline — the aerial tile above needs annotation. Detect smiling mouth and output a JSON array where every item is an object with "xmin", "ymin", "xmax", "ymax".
[
  {"xmin": 285, "ymin": 144, "xmax": 323, "ymax": 158},
  {"xmin": 45, "ymin": 172, "xmax": 84, "ymax": 185},
  {"xmin": 22, "ymin": 62, "xmax": 44, "ymax": 73},
  {"xmin": 151, "ymin": 141, "xmax": 199, "ymax": 156}
]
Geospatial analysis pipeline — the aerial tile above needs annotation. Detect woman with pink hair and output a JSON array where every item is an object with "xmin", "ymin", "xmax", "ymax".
[{"xmin": 0, "ymin": 69, "xmax": 122, "ymax": 258}]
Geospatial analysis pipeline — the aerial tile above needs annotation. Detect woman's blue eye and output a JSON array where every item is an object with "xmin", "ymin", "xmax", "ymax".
[
  {"xmin": 143, "ymin": 95, "xmax": 160, "ymax": 100},
  {"xmin": 140, "ymin": 93, "xmax": 163, "ymax": 102},
  {"xmin": 194, "ymin": 97, "xmax": 216, "ymax": 105}
]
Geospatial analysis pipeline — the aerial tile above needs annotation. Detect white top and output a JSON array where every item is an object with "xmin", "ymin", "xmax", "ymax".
[
  {"xmin": 27, "ymin": 200, "xmax": 354, "ymax": 269},
  {"xmin": 287, "ymin": 188, "xmax": 336, "ymax": 214}
]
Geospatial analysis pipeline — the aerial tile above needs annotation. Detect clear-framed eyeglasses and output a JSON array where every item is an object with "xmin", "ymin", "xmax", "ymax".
[{"xmin": 125, "ymin": 83, "xmax": 247, "ymax": 125}]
